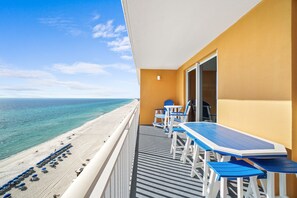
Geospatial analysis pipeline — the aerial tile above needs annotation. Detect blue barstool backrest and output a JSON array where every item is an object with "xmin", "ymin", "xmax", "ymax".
[
  {"xmin": 184, "ymin": 100, "xmax": 191, "ymax": 115},
  {"xmin": 163, "ymin": 99, "xmax": 174, "ymax": 112}
]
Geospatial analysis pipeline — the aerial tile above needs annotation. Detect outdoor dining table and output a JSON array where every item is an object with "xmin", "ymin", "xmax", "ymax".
[{"xmin": 179, "ymin": 122, "xmax": 288, "ymax": 198}]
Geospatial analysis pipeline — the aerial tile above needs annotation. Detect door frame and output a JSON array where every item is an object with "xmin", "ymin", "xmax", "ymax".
[
  {"xmin": 185, "ymin": 52, "xmax": 218, "ymax": 122},
  {"xmin": 197, "ymin": 52, "xmax": 218, "ymax": 122},
  {"xmin": 185, "ymin": 65, "xmax": 197, "ymax": 103}
]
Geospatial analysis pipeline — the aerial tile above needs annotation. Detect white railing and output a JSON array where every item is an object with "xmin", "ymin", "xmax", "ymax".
[{"xmin": 62, "ymin": 101, "xmax": 139, "ymax": 198}]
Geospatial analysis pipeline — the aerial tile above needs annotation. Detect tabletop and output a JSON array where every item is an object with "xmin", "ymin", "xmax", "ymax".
[
  {"xmin": 179, "ymin": 122, "xmax": 287, "ymax": 158},
  {"xmin": 164, "ymin": 105, "xmax": 183, "ymax": 109}
]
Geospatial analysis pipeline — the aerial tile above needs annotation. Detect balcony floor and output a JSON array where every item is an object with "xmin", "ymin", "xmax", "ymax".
[
  {"xmin": 130, "ymin": 125, "xmax": 263, "ymax": 198},
  {"xmin": 130, "ymin": 125, "xmax": 204, "ymax": 198}
]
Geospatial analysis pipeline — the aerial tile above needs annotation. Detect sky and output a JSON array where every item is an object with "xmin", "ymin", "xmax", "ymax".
[{"xmin": 0, "ymin": 0, "xmax": 139, "ymax": 98}]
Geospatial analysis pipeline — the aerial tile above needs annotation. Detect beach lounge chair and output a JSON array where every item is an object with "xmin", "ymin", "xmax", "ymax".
[
  {"xmin": 31, "ymin": 174, "xmax": 38, "ymax": 181},
  {"xmin": 49, "ymin": 161, "xmax": 55, "ymax": 167},
  {"xmin": 2, "ymin": 184, "xmax": 9, "ymax": 191},
  {"xmin": 13, "ymin": 177, "xmax": 20, "ymax": 184},
  {"xmin": 3, "ymin": 193, "xmax": 11, "ymax": 198},
  {"xmin": 41, "ymin": 167, "xmax": 47, "ymax": 173},
  {"xmin": 153, "ymin": 99, "xmax": 174, "ymax": 128},
  {"xmin": 0, "ymin": 186, "xmax": 4, "ymax": 194},
  {"xmin": 17, "ymin": 182, "xmax": 26, "ymax": 190}
]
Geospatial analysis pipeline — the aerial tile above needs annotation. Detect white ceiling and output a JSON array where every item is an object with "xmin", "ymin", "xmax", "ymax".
[{"xmin": 122, "ymin": 0, "xmax": 261, "ymax": 70}]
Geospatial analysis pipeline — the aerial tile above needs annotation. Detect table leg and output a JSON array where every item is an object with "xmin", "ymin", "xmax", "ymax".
[
  {"xmin": 202, "ymin": 151, "xmax": 210, "ymax": 196},
  {"xmin": 267, "ymin": 172, "xmax": 275, "ymax": 198},
  {"xmin": 279, "ymin": 173, "xmax": 287, "ymax": 197},
  {"xmin": 250, "ymin": 176, "xmax": 261, "ymax": 198},
  {"xmin": 237, "ymin": 177, "xmax": 243, "ymax": 198},
  {"xmin": 220, "ymin": 178, "xmax": 227, "ymax": 198},
  {"xmin": 171, "ymin": 132, "xmax": 177, "ymax": 159},
  {"xmin": 164, "ymin": 111, "xmax": 168, "ymax": 129},
  {"xmin": 168, "ymin": 115, "xmax": 173, "ymax": 138}
]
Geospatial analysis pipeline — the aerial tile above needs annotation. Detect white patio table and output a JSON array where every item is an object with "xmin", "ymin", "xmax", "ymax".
[{"xmin": 163, "ymin": 105, "xmax": 182, "ymax": 130}]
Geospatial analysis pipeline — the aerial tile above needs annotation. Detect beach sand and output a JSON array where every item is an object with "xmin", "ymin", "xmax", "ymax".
[{"xmin": 0, "ymin": 100, "xmax": 138, "ymax": 198}]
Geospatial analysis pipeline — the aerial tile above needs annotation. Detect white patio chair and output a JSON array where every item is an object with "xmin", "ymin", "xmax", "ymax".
[{"xmin": 152, "ymin": 99, "xmax": 174, "ymax": 128}]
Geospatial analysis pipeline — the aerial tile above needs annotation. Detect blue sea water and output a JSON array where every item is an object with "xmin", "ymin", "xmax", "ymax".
[{"xmin": 0, "ymin": 98, "xmax": 132, "ymax": 160}]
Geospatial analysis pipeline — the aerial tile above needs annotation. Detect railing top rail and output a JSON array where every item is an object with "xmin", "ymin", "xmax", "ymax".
[{"xmin": 62, "ymin": 101, "xmax": 139, "ymax": 198}]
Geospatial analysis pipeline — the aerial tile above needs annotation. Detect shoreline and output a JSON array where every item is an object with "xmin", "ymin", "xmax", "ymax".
[{"xmin": 0, "ymin": 100, "xmax": 138, "ymax": 197}]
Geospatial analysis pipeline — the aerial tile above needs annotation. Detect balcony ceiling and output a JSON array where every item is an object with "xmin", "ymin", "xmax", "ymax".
[{"xmin": 122, "ymin": 0, "xmax": 261, "ymax": 70}]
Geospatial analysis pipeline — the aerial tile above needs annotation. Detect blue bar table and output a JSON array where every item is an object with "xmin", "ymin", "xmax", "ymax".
[{"xmin": 180, "ymin": 122, "xmax": 288, "ymax": 197}]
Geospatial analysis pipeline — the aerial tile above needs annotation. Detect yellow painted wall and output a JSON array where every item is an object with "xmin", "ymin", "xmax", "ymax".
[
  {"xmin": 140, "ymin": 69, "xmax": 177, "ymax": 124},
  {"xmin": 177, "ymin": 0, "xmax": 292, "ymax": 148}
]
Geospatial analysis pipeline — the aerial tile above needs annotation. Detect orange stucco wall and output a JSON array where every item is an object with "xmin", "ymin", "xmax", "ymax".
[
  {"xmin": 177, "ymin": 0, "xmax": 292, "ymax": 148},
  {"xmin": 140, "ymin": 69, "xmax": 177, "ymax": 124}
]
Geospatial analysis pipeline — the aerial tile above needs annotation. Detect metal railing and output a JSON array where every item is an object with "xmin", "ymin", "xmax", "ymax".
[{"xmin": 62, "ymin": 101, "xmax": 139, "ymax": 198}]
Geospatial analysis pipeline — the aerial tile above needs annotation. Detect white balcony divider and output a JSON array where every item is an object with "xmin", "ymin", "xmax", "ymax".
[{"xmin": 62, "ymin": 102, "xmax": 139, "ymax": 198}]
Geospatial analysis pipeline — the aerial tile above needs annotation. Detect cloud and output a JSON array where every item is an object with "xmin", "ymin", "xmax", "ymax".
[
  {"xmin": 106, "ymin": 63, "xmax": 135, "ymax": 73},
  {"xmin": 121, "ymin": 55, "xmax": 133, "ymax": 60},
  {"xmin": 92, "ymin": 20, "xmax": 126, "ymax": 38},
  {"xmin": 0, "ymin": 66, "xmax": 97, "ymax": 90},
  {"xmin": 107, "ymin": 36, "xmax": 131, "ymax": 52},
  {"xmin": 0, "ymin": 87, "xmax": 41, "ymax": 92},
  {"xmin": 114, "ymin": 25, "xmax": 126, "ymax": 33},
  {"xmin": 38, "ymin": 17, "xmax": 82, "ymax": 36},
  {"xmin": 0, "ymin": 66, "xmax": 54, "ymax": 79},
  {"xmin": 41, "ymin": 79, "xmax": 97, "ymax": 90},
  {"xmin": 92, "ymin": 14, "xmax": 100, "ymax": 21},
  {"xmin": 91, "ymin": 19, "xmax": 131, "ymax": 60},
  {"xmin": 53, "ymin": 62, "xmax": 108, "ymax": 75},
  {"xmin": 53, "ymin": 62, "xmax": 135, "ymax": 74}
]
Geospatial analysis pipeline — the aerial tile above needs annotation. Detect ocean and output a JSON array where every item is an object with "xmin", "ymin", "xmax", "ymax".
[{"xmin": 0, "ymin": 98, "xmax": 132, "ymax": 160}]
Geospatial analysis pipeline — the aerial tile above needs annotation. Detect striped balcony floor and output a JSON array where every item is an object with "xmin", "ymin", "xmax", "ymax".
[{"xmin": 130, "ymin": 125, "xmax": 264, "ymax": 198}]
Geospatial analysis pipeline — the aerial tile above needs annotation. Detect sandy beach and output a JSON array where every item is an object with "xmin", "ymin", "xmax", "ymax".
[{"xmin": 0, "ymin": 99, "xmax": 138, "ymax": 198}]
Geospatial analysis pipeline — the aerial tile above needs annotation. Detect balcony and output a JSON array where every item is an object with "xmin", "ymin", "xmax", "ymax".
[
  {"xmin": 130, "ymin": 125, "xmax": 266, "ymax": 198},
  {"xmin": 61, "ymin": 102, "xmax": 265, "ymax": 198}
]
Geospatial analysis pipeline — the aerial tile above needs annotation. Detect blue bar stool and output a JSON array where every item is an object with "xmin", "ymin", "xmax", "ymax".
[
  {"xmin": 207, "ymin": 160, "xmax": 264, "ymax": 198},
  {"xmin": 249, "ymin": 157, "xmax": 297, "ymax": 198}
]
